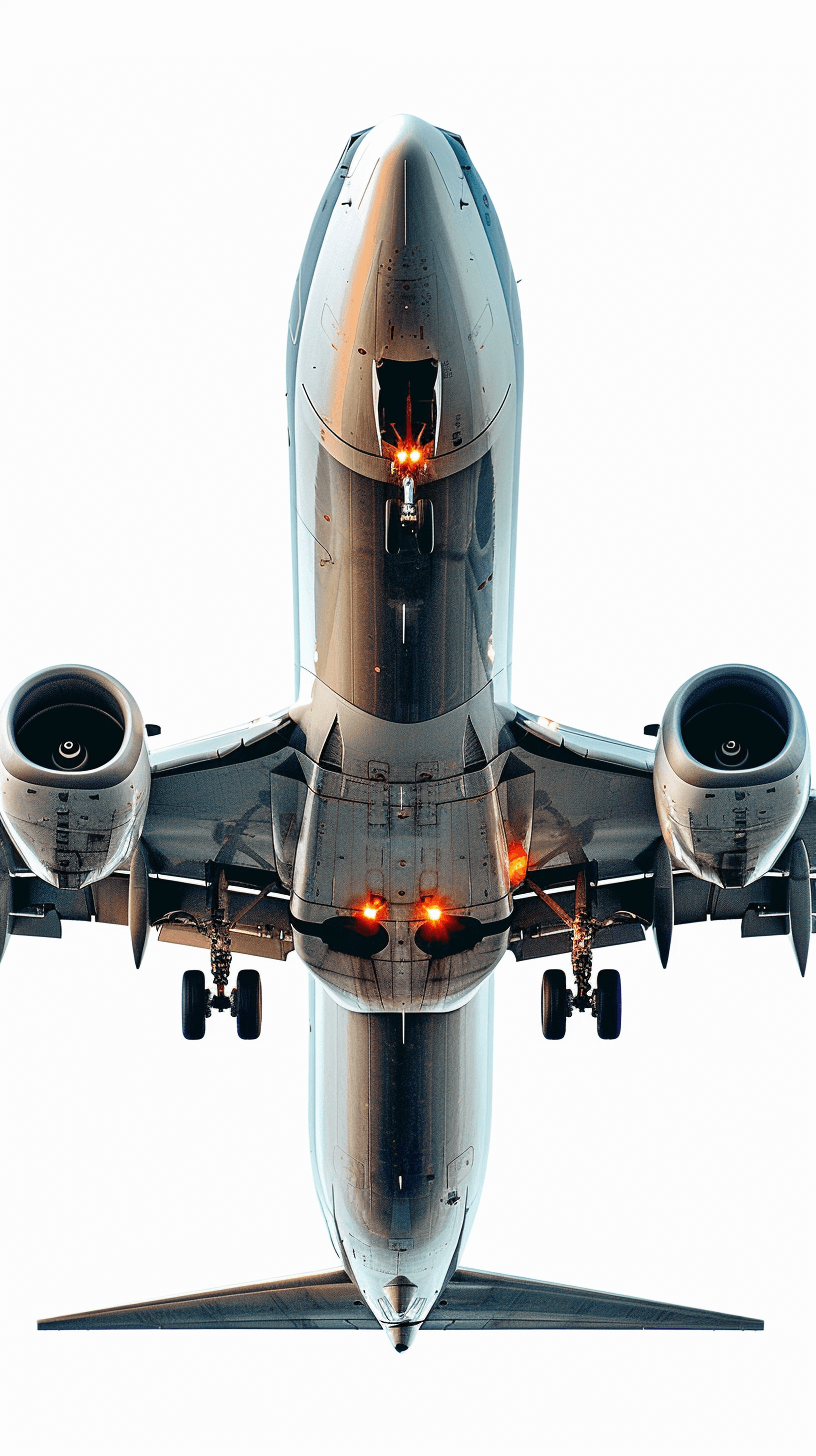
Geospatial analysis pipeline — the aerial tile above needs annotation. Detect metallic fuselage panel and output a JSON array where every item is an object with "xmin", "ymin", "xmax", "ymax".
[
  {"xmin": 294, "ymin": 441, "xmax": 513, "ymax": 722},
  {"xmin": 309, "ymin": 975, "xmax": 494, "ymax": 1327}
]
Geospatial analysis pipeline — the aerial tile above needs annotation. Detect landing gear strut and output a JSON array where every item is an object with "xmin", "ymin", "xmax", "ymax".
[
  {"xmin": 529, "ymin": 865, "xmax": 638, "ymax": 1041},
  {"xmin": 385, "ymin": 477, "xmax": 434, "ymax": 555},
  {"xmin": 160, "ymin": 869, "xmax": 270, "ymax": 1040}
]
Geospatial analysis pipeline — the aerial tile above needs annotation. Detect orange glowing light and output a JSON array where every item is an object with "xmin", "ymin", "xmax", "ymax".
[
  {"xmin": 382, "ymin": 380, "xmax": 435, "ymax": 476},
  {"xmin": 506, "ymin": 840, "xmax": 528, "ymax": 888},
  {"xmin": 358, "ymin": 895, "xmax": 387, "ymax": 922},
  {"xmin": 424, "ymin": 904, "xmax": 443, "ymax": 922}
]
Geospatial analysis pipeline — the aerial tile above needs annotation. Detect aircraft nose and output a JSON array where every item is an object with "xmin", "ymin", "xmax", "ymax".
[
  {"xmin": 295, "ymin": 109, "xmax": 516, "ymax": 480},
  {"xmin": 362, "ymin": 112, "xmax": 447, "ymax": 171},
  {"xmin": 343, "ymin": 112, "xmax": 455, "ymax": 240}
]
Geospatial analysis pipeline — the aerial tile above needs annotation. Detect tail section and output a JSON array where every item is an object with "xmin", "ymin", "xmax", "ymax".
[{"xmin": 38, "ymin": 1265, "xmax": 762, "ymax": 1341}]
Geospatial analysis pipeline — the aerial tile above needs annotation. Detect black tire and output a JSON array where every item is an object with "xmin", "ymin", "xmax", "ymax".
[
  {"xmin": 182, "ymin": 969, "xmax": 207, "ymax": 1040},
  {"xmin": 541, "ymin": 967, "xmax": 568, "ymax": 1039},
  {"xmin": 385, "ymin": 498, "xmax": 402, "ymax": 555},
  {"xmin": 416, "ymin": 498, "xmax": 434, "ymax": 555},
  {"xmin": 236, "ymin": 968, "xmax": 262, "ymax": 1040},
  {"xmin": 596, "ymin": 968, "xmax": 622, "ymax": 1040}
]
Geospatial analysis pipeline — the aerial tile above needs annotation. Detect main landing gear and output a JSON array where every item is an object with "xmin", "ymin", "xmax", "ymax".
[
  {"xmin": 540, "ymin": 966, "xmax": 621, "ymax": 1040},
  {"xmin": 156, "ymin": 869, "xmax": 268, "ymax": 1041},
  {"xmin": 181, "ymin": 967, "xmax": 262, "ymax": 1041},
  {"xmin": 530, "ymin": 866, "xmax": 637, "ymax": 1041}
]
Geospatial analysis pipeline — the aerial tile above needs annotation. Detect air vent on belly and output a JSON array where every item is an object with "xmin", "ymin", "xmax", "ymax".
[
  {"xmin": 319, "ymin": 716, "xmax": 344, "ymax": 771},
  {"xmin": 462, "ymin": 716, "xmax": 487, "ymax": 771}
]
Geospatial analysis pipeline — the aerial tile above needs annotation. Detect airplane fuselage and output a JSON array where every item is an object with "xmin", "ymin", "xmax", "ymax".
[{"xmin": 285, "ymin": 115, "xmax": 524, "ymax": 1344}]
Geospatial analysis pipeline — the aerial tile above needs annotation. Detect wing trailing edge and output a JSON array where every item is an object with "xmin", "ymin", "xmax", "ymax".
[
  {"xmin": 428, "ymin": 1267, "xmax": 763, "ymax": 1331},
  {"xmin": 38, "ymin": 1269, "xmax": 379, "ymax": 1331}
]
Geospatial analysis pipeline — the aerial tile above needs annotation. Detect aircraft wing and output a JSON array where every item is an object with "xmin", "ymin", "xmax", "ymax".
[
  {"xmin": 509, "ymin": 708, "xmax": 662, "ymax": 882},
  {"xmin": 38, "ymin": 1265, "xmax": 762, "ymax": 1332},
  {"xmin": 2, "ymin": 710, "xmax": 305, "ymax": 963},
  {"xmin": 506, "ymin": 710, "xmax": 816, "ymax": 967},
  {"xmin": 4, "ymin": 701, "xmax": 813, "ymax": 971}
]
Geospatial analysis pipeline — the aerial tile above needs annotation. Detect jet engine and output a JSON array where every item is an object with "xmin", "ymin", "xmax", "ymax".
[
  {"xmin": 0, "ymin": 665, "xmax": 151, "ymax": 889},
  {"xmin": 653, "ymin": 664, "xmax": 810, "ymax": 889}
]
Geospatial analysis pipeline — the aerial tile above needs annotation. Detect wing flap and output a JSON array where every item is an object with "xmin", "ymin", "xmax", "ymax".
[{"xmin": 509, "ymin": 854, "xmax": 816, "ymax": 964}]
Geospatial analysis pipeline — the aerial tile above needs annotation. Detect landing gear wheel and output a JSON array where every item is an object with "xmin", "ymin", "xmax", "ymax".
[
  {"xmin": 416, "ymin": 498, "xmax": 434, "ymax": 555},
  {"xmin": 236, "ymin": 968, "xmax": 262, "ymax": 1040},
  {"xmin": 541, "ymin": 968, "xmax": 568, "ymax": 1040},
  {"xmin": 182, "ymin": 969, "xmax": 207, "ymax": 1040},
  {"xmin": 595, "ymin": 968, "xmax": 621, "ymax": 1040},
  {"xmin": 385, "ymin": 498, "xmax": 403, "ymax": 555}
]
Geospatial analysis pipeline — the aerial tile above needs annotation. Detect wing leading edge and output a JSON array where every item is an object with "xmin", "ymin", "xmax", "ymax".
[{"xmin": 38, "ymin": 1266, "xmax": 762, "ymax": 1332}]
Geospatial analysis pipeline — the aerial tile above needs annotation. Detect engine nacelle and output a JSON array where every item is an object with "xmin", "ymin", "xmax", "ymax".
[
  {"xmin": 654, "ymin": 664, "xmax": 810, "ymax": 889},
  {"xmin": 0, "ymin": 665, "xmax": 151, "ymax": 889}
]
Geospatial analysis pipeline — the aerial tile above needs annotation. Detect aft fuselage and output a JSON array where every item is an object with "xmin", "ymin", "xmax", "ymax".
[
  {"xmin": 286, "ymin": 115, "xmax": 524, "ymax": 1342},
  {"xmin": 309, "ymin": 975, "xmax": 493, "ymax": 1346}
]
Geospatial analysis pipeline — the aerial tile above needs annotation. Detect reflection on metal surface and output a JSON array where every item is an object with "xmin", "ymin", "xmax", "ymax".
[{"xmin": 308, "ymin": 974, "xmax": 494, "ymax": 1334}]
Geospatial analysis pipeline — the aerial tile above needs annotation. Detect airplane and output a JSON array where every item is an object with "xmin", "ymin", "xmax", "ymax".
[{"xmin": 2, "ymin": 113, "xmax": 809, "ymax": 1350}]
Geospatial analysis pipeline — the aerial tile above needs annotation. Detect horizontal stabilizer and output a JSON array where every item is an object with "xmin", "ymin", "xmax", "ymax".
[
  {"xmin": 426, "ymin": 1267, "xmax": 763, "ymax": 1330},
  {"xmin": 38, "ymin": 1265, "xmax": 762, "ymax": 1333},
  {"xmin": 38, "ymin": 1269, "xmax": 379, "ymax": 1331}
]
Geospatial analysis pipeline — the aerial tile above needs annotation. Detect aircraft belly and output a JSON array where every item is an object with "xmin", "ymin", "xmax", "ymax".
[
  {"xmin": 294, "ymin": 433, "xmax": 515, "ymax": 722},
  {"xmin": 290, "ymin": 728, "xmax": 514, "ymax": 1011},
  {"xmin": 309, "ymin": 975, "xmax": 494, "ymax": 1324},
  {"xmin": 288, "ymin": 113, "xmax": 522, "ymax": 722}
]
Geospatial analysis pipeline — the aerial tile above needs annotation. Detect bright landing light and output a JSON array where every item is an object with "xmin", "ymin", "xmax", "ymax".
[
  {"xmin": 358, "ymin": 895, "xmax": 387, "ymax": 921},
  {"xmin": 508, "ymin": 846, "xmax": 528, "ymax": 888}
]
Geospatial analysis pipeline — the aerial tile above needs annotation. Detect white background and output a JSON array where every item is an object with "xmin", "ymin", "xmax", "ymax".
[{"xmin": 1, "ymin": 3, "xmax": 814, "ymax": 1452}]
